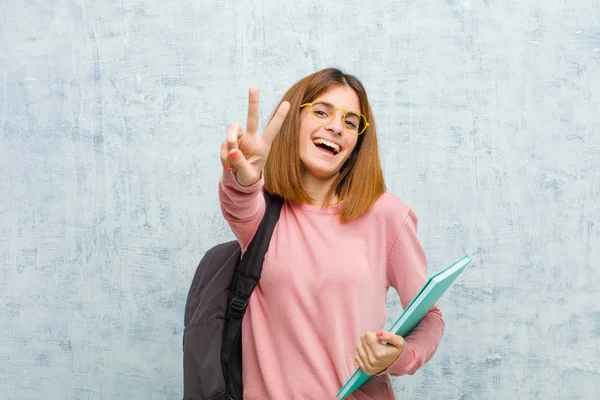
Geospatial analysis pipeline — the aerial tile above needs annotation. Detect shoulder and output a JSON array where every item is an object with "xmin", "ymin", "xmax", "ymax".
[
  {"xmin": 368, "ymin": 192, "xmax": 415, "ymax": 223},
  {"xmin": 358, "ymin": 192, "xmax": 420, "ymax": 239}
]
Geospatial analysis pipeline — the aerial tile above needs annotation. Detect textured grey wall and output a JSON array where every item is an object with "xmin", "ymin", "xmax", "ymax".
[{"xmin": 1, "ymin": 0, "xmax": 599, "ymax": 399}]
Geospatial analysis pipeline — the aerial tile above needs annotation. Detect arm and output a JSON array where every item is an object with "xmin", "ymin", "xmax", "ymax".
[
  {"xmin": 216, "ymin": 87, "xmax": 290, "ymax": 251},
  {"xmin": 376, "ymin": 209, "xmax": 445, "ymax": 377},
  {"xmin": 218, "ymin": 168, "xmax": 265, "ymax": 251}
]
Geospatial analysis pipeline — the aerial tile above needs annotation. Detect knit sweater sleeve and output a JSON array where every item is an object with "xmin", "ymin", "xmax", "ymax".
[
  {"xmin": 218, "ymin": 168, "xmax": 266, "ymax": 251},
  {"xmin": 376, "ymin": 208, "xmax": 445, "ymax": 377}
]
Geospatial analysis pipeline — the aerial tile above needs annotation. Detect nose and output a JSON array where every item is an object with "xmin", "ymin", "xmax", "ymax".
[{"xmin": 325, "ymin": 110, "xmax": 345, "ymax": 135}]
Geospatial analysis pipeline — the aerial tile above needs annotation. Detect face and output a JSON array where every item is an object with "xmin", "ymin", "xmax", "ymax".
[{"xmin": 298, "ymin": 85, "xmax": 361, "ymax": 182}]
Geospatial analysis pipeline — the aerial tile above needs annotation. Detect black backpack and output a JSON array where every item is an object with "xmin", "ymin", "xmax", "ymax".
[{"xmin": 183, "ymin": 191, "xmax": 283, "ymax": 400}]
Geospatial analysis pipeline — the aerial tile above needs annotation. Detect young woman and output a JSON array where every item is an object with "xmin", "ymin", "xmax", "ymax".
[{"xmin": 218, "ymin": 68, "xmax": 444, "ymax": 399}]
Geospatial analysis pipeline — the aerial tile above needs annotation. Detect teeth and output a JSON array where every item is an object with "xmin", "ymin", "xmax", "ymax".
[{"xmin": 313, "ymin": 138, "xmax": 340, "ymax": 154}]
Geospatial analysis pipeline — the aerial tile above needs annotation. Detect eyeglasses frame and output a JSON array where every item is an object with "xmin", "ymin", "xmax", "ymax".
[{"xmin": 300, "ymin": 101, "xmax": 369, "ymax": 136}]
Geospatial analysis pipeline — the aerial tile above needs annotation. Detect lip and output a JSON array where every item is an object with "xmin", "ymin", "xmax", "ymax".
[{"xmin": 312, "ymin": 136, "xmax": 343, "ymax": 154}]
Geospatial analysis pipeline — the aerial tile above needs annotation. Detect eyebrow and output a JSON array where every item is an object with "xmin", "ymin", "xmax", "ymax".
[{"xmin": 313, "ymin": 101, "xmax": 360, "ymax": 113}]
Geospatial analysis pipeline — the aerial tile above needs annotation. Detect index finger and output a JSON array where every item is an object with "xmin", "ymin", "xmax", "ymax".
[
  {"xmin": 246, "ymin": 87, "xmax": 259, "ymax": 135},
  {"xmin": 262, "ymin": 101, "xmax": 291, "ymax": 145}
]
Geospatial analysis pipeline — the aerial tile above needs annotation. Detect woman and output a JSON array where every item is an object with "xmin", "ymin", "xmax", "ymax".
[{"xmin": 218, "ymin": 68, "xmax": 444, "ymax": 399}]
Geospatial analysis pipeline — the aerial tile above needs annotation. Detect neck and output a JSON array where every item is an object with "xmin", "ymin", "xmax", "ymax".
[{"xmin": 301, "ymin": 172, "xmax": 339, "ymax": 207}]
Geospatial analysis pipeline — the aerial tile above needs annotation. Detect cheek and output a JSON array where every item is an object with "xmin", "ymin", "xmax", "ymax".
[
  {"xmin": 344, "ymin": 137, "xmax": 359, "ymax": 154},
  {"xmin": 298, "ymin": 119, "xmax": 320, "ymax": 148},
  {"xmin": 297, "ymin": 125, "xmax": 314, "ymax": 160},
  {"xmin": 298, "ymin": 119, "xmax": 311, "ymax": 143},
  {"xmin": 298, "ymin": 126, "xmax": 310, "ymax": 150}
]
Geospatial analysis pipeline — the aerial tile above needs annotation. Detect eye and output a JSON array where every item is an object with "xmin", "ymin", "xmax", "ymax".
[
  {"xmin": 345, "ymin": 113, "xmax": 360, "ymax": 130},
  {"xmin": 311, "ymin": 103, "xmax": 333, "ymax": 120}
]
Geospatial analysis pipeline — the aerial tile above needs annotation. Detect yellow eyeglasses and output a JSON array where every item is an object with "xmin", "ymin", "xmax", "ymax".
[{"xmin": 300, "ymin": 101, "xmax": 369, "ymax": 136}]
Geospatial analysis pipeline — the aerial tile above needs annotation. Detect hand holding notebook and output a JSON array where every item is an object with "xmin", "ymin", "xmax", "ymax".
[
  {"xmin": 353, "ymin": 330, "xmax": 406, "ymax": 375},
  {"xmin": 337, "ymin": 255, "xmax": 472, "ymax": 399}
]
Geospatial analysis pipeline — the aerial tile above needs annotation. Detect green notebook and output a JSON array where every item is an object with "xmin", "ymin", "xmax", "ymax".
[{"xmin": 336, "ymin": 255, "xmax": 472, "ymax": 399}]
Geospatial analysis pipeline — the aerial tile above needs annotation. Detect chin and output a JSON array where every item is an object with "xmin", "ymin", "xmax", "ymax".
[{"xmin": 302, "ymin": 162, "xmax": 343, "ymax": 181}]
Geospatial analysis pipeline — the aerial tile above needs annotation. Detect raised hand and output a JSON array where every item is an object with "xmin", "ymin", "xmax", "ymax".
[{"xmin": 220, "ymin": 87, "xmax": 290, "ymax": 186}]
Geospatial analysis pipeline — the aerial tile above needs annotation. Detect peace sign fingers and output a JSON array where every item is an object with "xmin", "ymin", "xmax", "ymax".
[
  {"xmin": 219, "ymin": 87, "xmax": 291, "ymax": 187},
  {"xmin": 246, "ymin": 87, "xmax": 290, "ymax": 144}
]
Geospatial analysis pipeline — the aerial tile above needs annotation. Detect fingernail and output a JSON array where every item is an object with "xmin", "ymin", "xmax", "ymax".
[
  {"xmin": 230, "ymin": 150, "xmax": 239, "ymax": 160},
  {"xmin": 376, "ymin": 330, "xmax": 383, "ymax": 337}
]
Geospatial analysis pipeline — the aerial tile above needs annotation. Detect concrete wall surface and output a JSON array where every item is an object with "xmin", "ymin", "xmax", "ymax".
[{"xmin": 0, "ymin": 0, "xmax": 599, "ymax": 399}]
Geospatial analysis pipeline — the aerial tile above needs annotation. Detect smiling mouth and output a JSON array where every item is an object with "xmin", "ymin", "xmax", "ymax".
[{"xmin": 312, "ymin": 138, "xmax": 340, "ymax": 155}]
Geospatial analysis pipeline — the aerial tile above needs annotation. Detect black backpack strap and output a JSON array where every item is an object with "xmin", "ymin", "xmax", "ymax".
[{"xmin": 221, "ymin": 191, "xmax": 283, "ymax": 383}]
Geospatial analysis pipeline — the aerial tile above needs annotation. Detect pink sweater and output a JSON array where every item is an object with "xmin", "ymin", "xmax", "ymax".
[{"xmin": 219, "ymin": 169, "xmax": 445, "ymax": 399}]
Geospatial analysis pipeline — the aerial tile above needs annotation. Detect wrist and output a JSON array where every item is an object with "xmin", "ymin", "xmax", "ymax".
[{"xmin": 236, "ymin": 171, "xmax": 262, "ymax": 187}]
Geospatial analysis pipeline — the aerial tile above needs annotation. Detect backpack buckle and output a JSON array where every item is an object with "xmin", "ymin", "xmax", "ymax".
[{"xmin": 228, "ymin": 296, "xmax": 247, "ymax": 319}]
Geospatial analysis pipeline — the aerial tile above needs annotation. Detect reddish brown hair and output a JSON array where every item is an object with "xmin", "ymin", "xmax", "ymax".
[{"xmin": 264, "ymin": 68, "xmax": 385, "ymax": 223}]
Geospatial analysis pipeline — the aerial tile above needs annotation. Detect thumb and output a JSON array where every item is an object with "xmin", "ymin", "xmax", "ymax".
[
  {"xmin": 377, "ymin": 331, "xmax": 405, "ymax": 349},
  {"xmin": 229, "ymin": 149, "xmax": 259, "ymax": 187}
]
